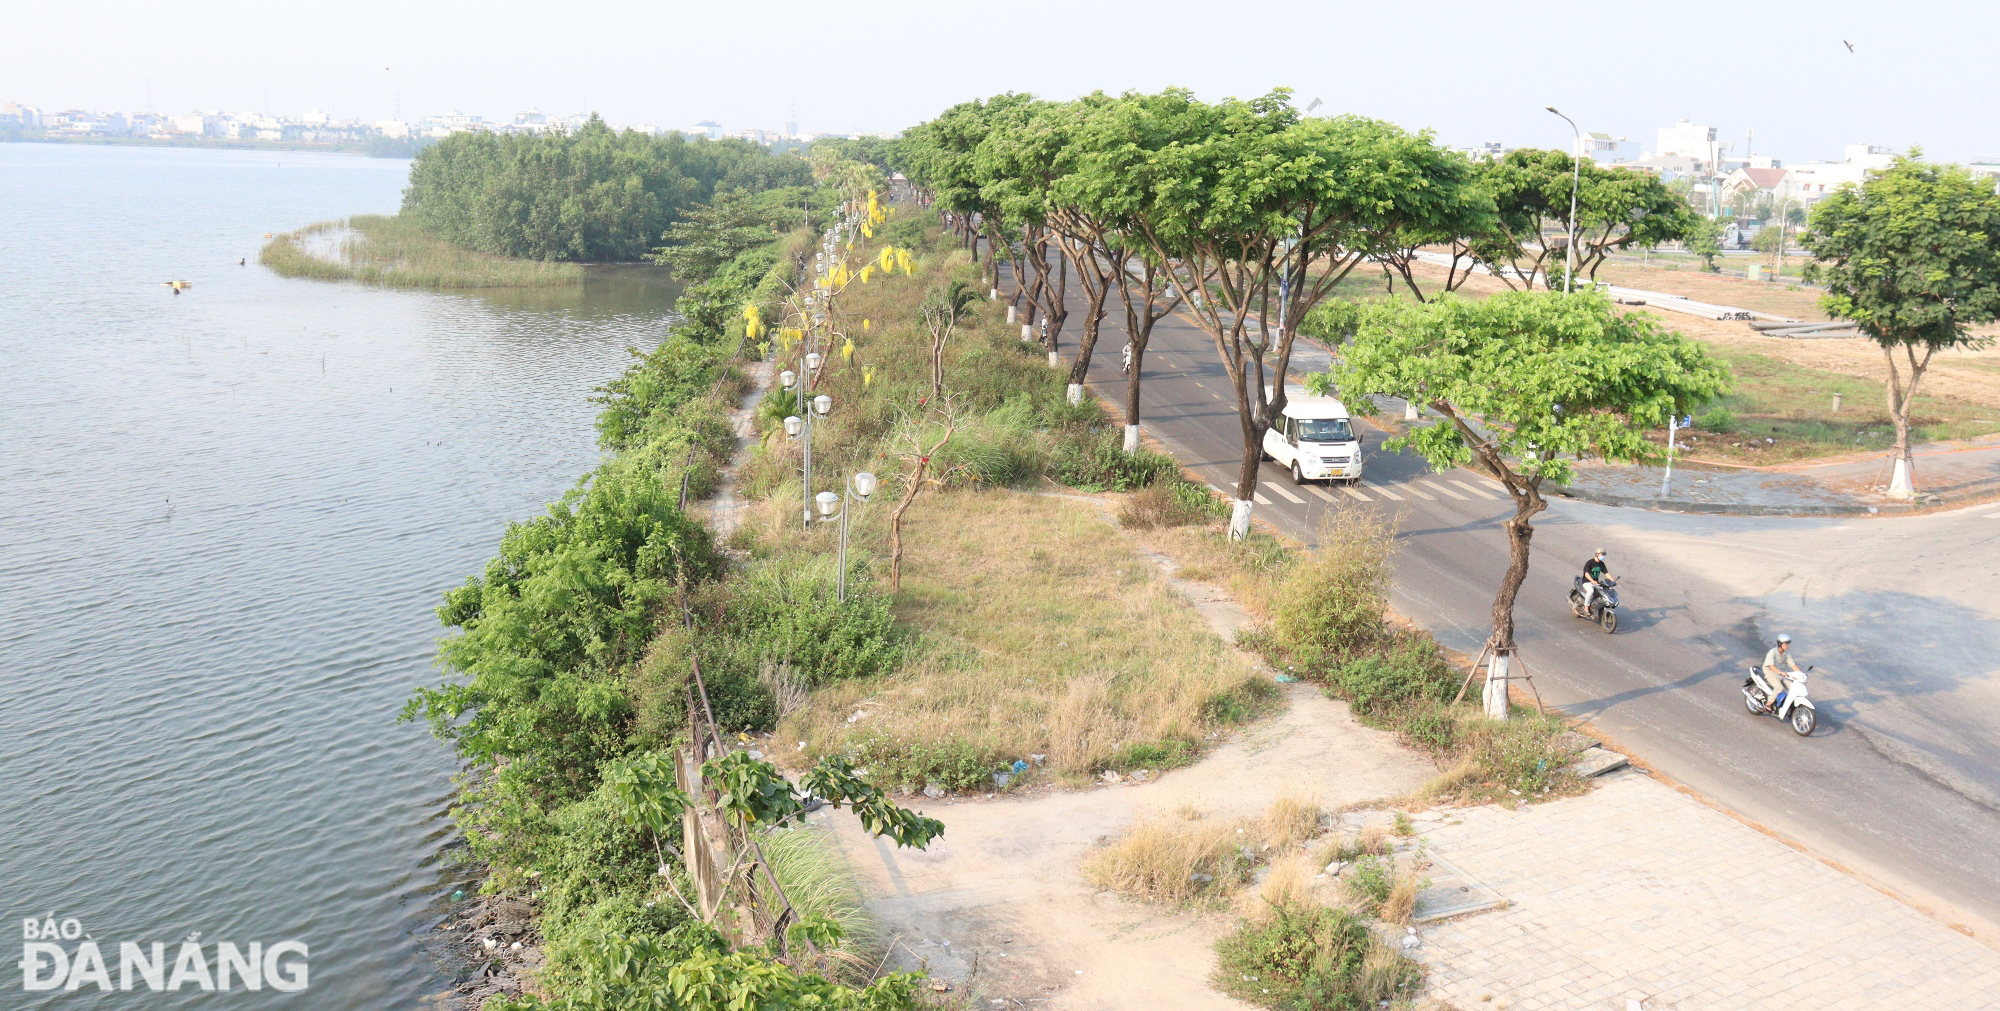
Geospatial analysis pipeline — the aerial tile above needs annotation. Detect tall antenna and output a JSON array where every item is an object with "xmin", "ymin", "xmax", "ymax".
[{"xmin": 787, "ymin": 99, "xmax": 798, "ymax": 140}]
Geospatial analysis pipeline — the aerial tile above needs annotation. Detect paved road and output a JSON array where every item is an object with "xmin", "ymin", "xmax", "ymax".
[{"xmin": 1003, "ymin": 255, "xmax": 2000, "ymax": 938}]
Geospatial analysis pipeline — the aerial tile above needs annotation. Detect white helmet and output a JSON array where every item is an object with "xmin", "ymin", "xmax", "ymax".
[{"xmin": 1776, "ymin": 633, "xmax": 1792, "ymax": 644}]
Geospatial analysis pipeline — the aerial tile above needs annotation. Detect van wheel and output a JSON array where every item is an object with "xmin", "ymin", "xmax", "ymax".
[{"xmin": 1292, "ymin": 463, "xmax": 1306, "ymax": 486}]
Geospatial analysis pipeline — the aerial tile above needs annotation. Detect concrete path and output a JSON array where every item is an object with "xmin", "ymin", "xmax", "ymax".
[{"xmin": 1416, "ymin": 770, "xmax": 2000, "ymax": 1010}]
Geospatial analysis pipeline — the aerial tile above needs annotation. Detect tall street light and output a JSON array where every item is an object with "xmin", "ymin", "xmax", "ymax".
[
  {"xmin": 1546, "ymin": 106, "xmax": 1582, "ymax": 294},
  {"xmin": 814, "ymin": 471, "xmax": 877, "ymax": 601}
]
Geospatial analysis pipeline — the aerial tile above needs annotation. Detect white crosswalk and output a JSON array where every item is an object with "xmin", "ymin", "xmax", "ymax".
[
  {"xmin": 1266, "ymin": 483, "xmax": 1306, "ymax": 504},
  {"xmin": 1452, "ymin": 479, "xmax": 1502, "ymax": 501},
  {"xmin": 1429, "ymin": 481, "xmax": 1469, "ymax": 501},
  {"xmin": 1342, "ymin": 484, "xmax": 1372, "ymax": 502}
]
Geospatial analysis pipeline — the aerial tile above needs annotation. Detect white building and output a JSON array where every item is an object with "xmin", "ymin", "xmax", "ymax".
[
  {"xmin": 1786, "ymin": 144, "xmax": 1897, "ymax": 199},
  {"xmin": 686, "ymin": 120, "xmax": 723, "ymax": 140}
]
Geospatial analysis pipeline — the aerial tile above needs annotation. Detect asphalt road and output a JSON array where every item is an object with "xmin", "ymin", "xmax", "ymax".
[{"xmin": 1003, "ymin": 254, "xmax": 2000, "ymax": 938}]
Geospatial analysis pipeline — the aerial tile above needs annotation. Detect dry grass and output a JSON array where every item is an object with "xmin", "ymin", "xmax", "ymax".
[
  {"xmin": 1083, "ymin": 811, "xmax": 1255, "ymax": 906},
  {"xmin": 774, "ymin": 488, "xmax": 1273, "ymax": 788},
  {"xmin": 1087, "ymin": 796, "xmax": 1337, "ymax": 909},
  {"xmin": 1261, "ymin": 792, "xmax": 1324, "ymax": 851},
  {"xmin": 1380, "ymin": 865, "xmax": 1421, "ymax": 926}
]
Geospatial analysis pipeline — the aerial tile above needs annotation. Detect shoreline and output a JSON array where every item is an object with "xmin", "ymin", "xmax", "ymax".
[{"xmin": 261, "ymin": 215, "xmax": 589, "ymax": 290}]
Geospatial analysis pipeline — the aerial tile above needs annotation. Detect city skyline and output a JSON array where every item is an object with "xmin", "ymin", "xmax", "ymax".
[{"xmin": 5, "ymin": 0, "xmax": 1999, "ymax": 163}]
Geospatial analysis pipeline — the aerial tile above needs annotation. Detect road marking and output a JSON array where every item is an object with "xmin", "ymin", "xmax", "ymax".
[
  {"xmin": 1368, "ymin": 484, "xmax": 1404, "ymax": 501},
  {"xmin": 1429, "ymin": 481, "xmax": 1469, "ymax": 501},
  {"xmin": 1267, "ymin": 483, "xmax": 1306, "ymax": 504},
  {"xmin": 1452, "ymin": 479, "xmax": 1502, "ymax": 500},
  {"xmin": 1400, "ymin": 483, "xmax": 1434, "ymax": 501},
  {"xmin": 1212, "ymin": 393, "xmax": 1222, "ymax": 400},
  {"xmin": 1305, "ymin": 484, "xmax": 1337, "ymax": 503},
  {"xmin": 1342, "ymin": 484, "xmax": 1373, "ymax": 502},
  {"xmin": 1253, "ymin": 492, "xmax": 1272, "ymax": 506},
  {"xmin": 1985, "ymin": 512, "xmax": 2000, "ymax": 519}
]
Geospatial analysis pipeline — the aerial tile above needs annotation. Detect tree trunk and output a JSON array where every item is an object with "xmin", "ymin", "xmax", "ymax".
[
  {"xmin": 1064, "ymin": 255, "xmax": 1113, "ymax": 405},
  {"xmin": 1489, "ymin": 492, "xmax": 1545, "ymax": 650},
  {"xmin": 1884, "ymin": 343, "xmax": 1935, "ymax": 498},
  {"xmin": 888, "ymin": 427, "xmax": 953, "ymax": 594}
]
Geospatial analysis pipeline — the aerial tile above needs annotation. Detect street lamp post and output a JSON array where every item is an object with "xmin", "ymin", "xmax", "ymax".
[
  {"xmin": 815, "ymin": 471, "xmax": 878, "ymax": 601},
  {"xmin": 1545, "ymin": 106, "xmax": 1582, "ymax": 294}
]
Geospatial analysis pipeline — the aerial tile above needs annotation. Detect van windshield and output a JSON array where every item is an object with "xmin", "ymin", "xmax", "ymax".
[{"xmin": 1297, "ymin": 418, "xmax": 1353, "ymax": 443}]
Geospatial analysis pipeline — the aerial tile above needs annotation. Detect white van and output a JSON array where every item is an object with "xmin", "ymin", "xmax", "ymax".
[{"xmin": 1261, "ymin": 392, "xmax": 1363, "ymax": 485}]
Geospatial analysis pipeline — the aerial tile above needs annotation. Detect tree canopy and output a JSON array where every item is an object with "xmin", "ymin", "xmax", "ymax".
[
  {"xmin": 1477, "ymin": 149, "xmax": 1699, "ymax": 289},
  {"xmin": 402, "ymin": 116, "xmax": 812, "ymax": 261},
  {"xmin": 1332, "ymin": 290, "xmax": 1726, "ymax": 648}
]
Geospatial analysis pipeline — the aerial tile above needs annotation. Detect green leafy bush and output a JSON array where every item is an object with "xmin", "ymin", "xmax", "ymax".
[
  {"xmin": 1320, "ymin": 633, "xmax": 1457, "ymax": 716},
  {"xmin": 845, "ymin": 730, "xmax": 999, "ymax": 794},
  {"xmin": 1047, "ymin": 430, "xmax": 1179, "ymax": 491},
  {"xmin": 710, "ymin": 560, "xmax": 905, "ymax": 689},
  {"xmin": 1272, "ymin": 511, "xmax": 1395, "ymax": 661},
  {"xmin": 1697, "ymin": 406, "xmax": 1738, "ymax": 433},
  {"xmin": 1212, "ymin": 902, "xmax": 1420, "ymax": 1011}
]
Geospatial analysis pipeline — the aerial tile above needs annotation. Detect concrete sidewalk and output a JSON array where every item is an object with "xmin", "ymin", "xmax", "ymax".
[
  {"xmin": 1414, "ymin": 769, "xmax": 2000, "ymax": 1010},
  {"xmin": 1557, "ymin": 435, "xmax": 2000, "ymax": 516}
]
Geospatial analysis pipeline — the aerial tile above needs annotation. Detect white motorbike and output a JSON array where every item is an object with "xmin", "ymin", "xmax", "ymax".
[{"xmin": 1742, "ymin": 665, "xmax": 1818, "ymax": 737}]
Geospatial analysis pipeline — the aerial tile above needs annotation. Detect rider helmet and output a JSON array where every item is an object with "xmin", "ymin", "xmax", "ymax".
[{"xmin": 1776, "ymin": 633, "xmax": 1792, "ymax": 644}]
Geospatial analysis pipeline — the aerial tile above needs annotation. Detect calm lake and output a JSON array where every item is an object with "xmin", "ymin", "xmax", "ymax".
[{"xmin": 0, "ymin": 142, "xmax": 678, "ymax": 1006}]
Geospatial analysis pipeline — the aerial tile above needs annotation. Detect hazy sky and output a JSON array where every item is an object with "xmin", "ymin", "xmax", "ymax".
[{"xmin": 6, "ymin": 0, "xmax": 1995, "ymax": 163}]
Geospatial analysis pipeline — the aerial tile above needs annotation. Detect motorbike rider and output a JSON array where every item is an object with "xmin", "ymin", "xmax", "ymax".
[
  {"xmin": 1755, "ymin": 634, "xmax": 1804, "ymax": 713},
  {"xmin": 1579, "ymin": 549, "xmax": 1616, "ymax": 612}
]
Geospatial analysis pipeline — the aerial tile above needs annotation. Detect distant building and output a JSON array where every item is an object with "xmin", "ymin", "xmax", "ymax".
[
  {"xmin": 686, "ymin": 120, "xmax": 723, "ymax": 140},
  {"xmin": 1576, "ymin": 131, "xmax": 1634, "ymax": 164},
  {"xmin": 1786, "ymin": 144, "xmax": 1897, "ymax": 199}
]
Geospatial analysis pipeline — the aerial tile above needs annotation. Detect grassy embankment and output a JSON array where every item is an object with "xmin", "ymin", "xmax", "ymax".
[
  {"xmin": 260, "ymin": 214, "xmax": 586, "ymax": 289},
  {"xmin": 737, "ymin": 217, "xmax": 1593, "ymax": 1009}
]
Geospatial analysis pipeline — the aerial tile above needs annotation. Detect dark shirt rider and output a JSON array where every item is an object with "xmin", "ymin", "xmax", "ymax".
[{"xmin": 1580, "ymin": 549, "xmax": 1614, "ymax": 609}]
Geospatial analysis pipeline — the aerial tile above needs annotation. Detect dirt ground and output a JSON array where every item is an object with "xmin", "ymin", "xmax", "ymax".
[{"xmin": 807, "ymin": 522, "xmax": 1437, "ymax": 1011}]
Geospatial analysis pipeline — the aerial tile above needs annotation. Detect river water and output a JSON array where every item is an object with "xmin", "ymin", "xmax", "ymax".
[{"xmin": 0, "ymin": 143, "xmax": 679, "ymax": 1006}]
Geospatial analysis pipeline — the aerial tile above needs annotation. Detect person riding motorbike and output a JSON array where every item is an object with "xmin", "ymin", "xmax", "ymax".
[
  {"xmin": 1755, "ymin": 634, "xmax": 1804, "ymax": 713},
  {"xmin": 1578, "ymin": 549, "xmax": 1616, "ymax": 613}
]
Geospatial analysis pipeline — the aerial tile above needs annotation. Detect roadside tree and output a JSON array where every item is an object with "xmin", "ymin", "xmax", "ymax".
[
  {"xmin": 1076, "ymin": 89, "xmax": 1485, "ymax": 537},
  {"xmin": 1331, "ymin": 291, "xmax": 1726, "ymax": 712},
  {"xmin": 1803, "ymin": 156, "xmax": 2000, "ymax": 497},
  {"xmin": 1478, "ymin": 149, "xmax": 1698, "ymax": 290}
]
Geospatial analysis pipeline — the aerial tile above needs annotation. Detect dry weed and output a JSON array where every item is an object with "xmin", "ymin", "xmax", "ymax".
[
  {"xmin": 1083, "ymin": 815, "xmax": 1253, "ymax": 905},
  {"xmin": 1260, "ymin": 792, "xmax": 1324, "ymax": 851},
  {"xmin": 1380, "ymin": 864, "xmax": 1422, "ymax": 926}
]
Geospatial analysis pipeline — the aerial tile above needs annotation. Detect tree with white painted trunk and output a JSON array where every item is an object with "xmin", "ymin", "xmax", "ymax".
[
  {"xmin": 1328, "ymin": 291, "xmax": 1727, "ymax": 716},
  {"xmin": 1068, "ymin": 89, "xmax": 1487, "ymax": 538},
  {"xmin": 1802, "ymin": 156, "xmax": 2000, "ymax": 499}
]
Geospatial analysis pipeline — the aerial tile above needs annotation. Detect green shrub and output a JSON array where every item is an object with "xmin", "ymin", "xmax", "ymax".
[
  {"xmin": 711, "ymin": 559, "xmax": 905, "ymax": 688},
  {"xmin": 846, "ymin": 730, "xmax": 999, "ymax": 794},
  {"xmin": 1341, "ymin": 856, "xmax": 1393, "ymax": 914},
  {"xmin": 1047, "ymin": 430, "xmax": 1179, "ymax": 491},
  {"xmin": 1394, "ymin": 701, "xmax": 1461, "ymax": 753},
  {"xmin": 1212, "ymin": 902, "xmax": 1420, "ymax": 1011},
  {"xmin": 1201, "ymin": 678, "xmax": 1280, "ymax": 725},
  {"xmin": 1697, "ymin": 406, "xmax": 1738, "ymax": 433},
  {"xmin": 1272, "ymin": 511, "xmax": 1395, "ymax": 661},
  {"xmin": 1321, "ymin": 633, "xmax": 1456, "ymax": 715},
  {"xmin": 1112, "ymin": 738, "xmax": 1197, "ymax": 771}
]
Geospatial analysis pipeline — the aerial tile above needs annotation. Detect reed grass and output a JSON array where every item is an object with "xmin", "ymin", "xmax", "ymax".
[{"xmin": 259, "ymin": 214, "xmax": 585, "ymax": 289}]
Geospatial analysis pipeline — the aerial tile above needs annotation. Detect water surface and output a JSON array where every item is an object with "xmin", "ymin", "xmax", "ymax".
[{"xmin": 0, "ymin": 142, "xmax": 676, "ymax": 1006}]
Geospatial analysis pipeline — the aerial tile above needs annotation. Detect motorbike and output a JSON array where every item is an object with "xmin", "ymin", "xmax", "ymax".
[
  {"xmin": 1742, "ymin": 665, "xmax": 1818, "ymax": 736},
  {"xmin": 1568, "ymin": 576, "xmax": 1620, "ymax": 633}
]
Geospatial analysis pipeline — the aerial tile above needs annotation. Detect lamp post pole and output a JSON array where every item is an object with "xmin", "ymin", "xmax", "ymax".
[{"xmin": 1546, "ymin": 106, "xmax": 1582, "ymax": 294}]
